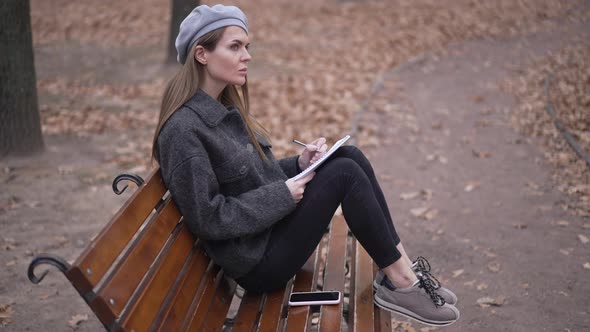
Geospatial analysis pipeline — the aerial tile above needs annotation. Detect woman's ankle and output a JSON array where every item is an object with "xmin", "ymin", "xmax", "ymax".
[{"xmin": 383, "ymin": 269, "xmax": 417, "ymax": 289}]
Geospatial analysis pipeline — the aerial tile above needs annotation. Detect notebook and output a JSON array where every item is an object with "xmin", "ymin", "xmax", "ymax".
[{"xmin": 293, "ymin": 134, "xmax": 351, "ymax": 181}]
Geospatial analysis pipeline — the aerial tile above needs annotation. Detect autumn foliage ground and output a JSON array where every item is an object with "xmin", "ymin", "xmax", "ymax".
[{"xmin": 1, "ymin": 0, "xmax": 589, "ymax": 331}]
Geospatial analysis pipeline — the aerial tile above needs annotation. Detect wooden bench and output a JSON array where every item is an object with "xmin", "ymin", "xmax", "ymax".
[{"xmin": 28, "ymin": 167, "xmax": 393, "ymax": 331}]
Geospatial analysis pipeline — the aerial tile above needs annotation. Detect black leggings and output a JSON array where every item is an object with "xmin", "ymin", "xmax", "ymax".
[{"xmin": 236, "ymin": 145, "xmax": 402, "ymax": 293}]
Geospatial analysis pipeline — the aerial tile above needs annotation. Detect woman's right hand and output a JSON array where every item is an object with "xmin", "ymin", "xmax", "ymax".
[{"xmin": 285, "ymin": 172, "xmax": 316, "ymax": 203}]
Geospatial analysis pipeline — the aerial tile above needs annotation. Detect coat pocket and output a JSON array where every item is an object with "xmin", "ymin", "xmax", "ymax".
[{"xmin": 215, "ymin": 151, "xmax": 250, "ymax": 184}]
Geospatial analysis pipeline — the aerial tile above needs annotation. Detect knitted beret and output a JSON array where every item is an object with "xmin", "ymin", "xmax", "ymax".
[{"xmin": 175, "ymin": 4, "xmax": 249, "ymax": 64}]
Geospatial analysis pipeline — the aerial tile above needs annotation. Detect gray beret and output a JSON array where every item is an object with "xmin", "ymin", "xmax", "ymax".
[{"xmin": 175, "ymin": 4, "xmax": 248, "ymax": 64}]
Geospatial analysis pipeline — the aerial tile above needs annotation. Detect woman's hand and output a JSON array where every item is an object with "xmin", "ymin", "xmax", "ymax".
[
  {"xmin": 298, "ymin": 137, "xmax": 328, "ymax": 171},
  {"xmin": 285, "ymin": 172, "xmax": 315, "ymax": 203}
]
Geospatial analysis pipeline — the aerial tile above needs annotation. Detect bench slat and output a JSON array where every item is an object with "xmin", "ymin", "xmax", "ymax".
[
  {"xmin": 199, "ymin": 273, "xmax": 235, "ymax": 331},
  {"xmin": 258, "ymin": 285, "xmax": 290, "ymax": 332},
  {"xmin": 153, "ymin": 248, "xmax": 211, "ymax": 332},
  {"xmin": 181, "ymin": 264, "xmax": 222, "ymax": 331},
  {"xmin": 284, "ymin": 247, "xmax": 320, "ymax": 332},
  {"xmin": 119, "ymin": 223, "xmax": 195, "ymax": 331},
  {"xmin": 67, "ymin": 169, "xmax": 166, "ymax": 295},
  {"xmin": 319, "ymin": 216, "xmax": 348, "ymax": 332},
  {"xmin": 232, "ymin": 292, "xmax": 264, "ymax": 331},
  {"xmin": 90, "ymin": 198, "xmax": 181, "ymax": 323},
  {"xmin": 373, "ymin": 264, "xmax": 391, "ymax": 332},
  {"xmin": 350, "ymin": 241, "xmax": 375, "ymax": 332}
]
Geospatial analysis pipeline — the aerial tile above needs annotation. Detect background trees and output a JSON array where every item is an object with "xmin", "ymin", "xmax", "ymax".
[{"xmin": 0, "ymin": 0, "xmax": 44, "ymax": 157}]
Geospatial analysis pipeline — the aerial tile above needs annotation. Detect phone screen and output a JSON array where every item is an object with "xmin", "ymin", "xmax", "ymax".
[{"xmin": 289, "ymin": 292, "xmax": 340, "ymax": 302}]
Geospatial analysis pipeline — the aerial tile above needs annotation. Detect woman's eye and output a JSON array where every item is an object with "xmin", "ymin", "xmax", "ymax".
[{"xmin": 231, "ymin": 44, "xmax": 239, "ymax": 50}]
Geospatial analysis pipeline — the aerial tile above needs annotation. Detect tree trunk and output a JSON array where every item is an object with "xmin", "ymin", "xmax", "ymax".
[
  {"xmin": 0, "ymin": 0, "xmax": 44, "ymax": 158},
  {"xmin": 166, "ymin": 0, "xmax": 200, "ymax": 64}
]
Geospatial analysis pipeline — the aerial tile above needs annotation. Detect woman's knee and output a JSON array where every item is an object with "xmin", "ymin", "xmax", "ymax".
[
  {"xmin": 337, "ymin": 145, "xmax": 362, "ymax": 159},
  {"xmin": 322, "ymin": 157, "xmax": 363, "ymax": 175},
  {"xmin": 319, "ymin": 158, "xmax": 369, "ymax": 188}
]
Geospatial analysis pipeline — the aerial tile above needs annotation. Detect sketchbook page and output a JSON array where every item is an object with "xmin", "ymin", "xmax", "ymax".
[{"xmin": 292, "ymin": 135, "xmax": 351, "ymax": 181}]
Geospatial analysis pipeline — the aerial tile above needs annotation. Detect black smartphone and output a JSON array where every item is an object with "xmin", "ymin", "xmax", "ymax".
[{"xmin": 288, "ymin": 291, "xmax": 341, "ymax": 306}]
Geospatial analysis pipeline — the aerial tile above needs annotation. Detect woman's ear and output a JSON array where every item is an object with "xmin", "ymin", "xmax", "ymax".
[{"xmin": 194, "ymin": 45, "xmax": 207, "ymax": 65}]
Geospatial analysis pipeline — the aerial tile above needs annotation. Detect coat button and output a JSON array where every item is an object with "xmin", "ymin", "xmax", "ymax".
[
  {"xmin": 246, "ymin": 143, "xmax": 254, "ymax": 152},
  {"xmin": 239, "ymin": 166, "xmax": 247, "ymax": 174}
]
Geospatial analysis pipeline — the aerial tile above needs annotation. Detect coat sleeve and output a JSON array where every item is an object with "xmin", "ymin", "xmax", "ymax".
[
  {"xmin": 162, "ymin": 135, "xmax": 297, "ymax": 241},
  {"xmin": 278, "ymin": 155, "xmax": 301, "ymax": 178}
]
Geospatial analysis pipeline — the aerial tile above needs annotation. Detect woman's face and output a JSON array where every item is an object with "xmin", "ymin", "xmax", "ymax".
[{"xmin": 201, "ymin": 26, "xmax": 251, "ymax": 87}]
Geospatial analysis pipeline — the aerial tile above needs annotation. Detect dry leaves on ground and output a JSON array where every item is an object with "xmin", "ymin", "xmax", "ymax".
[
  {"xmin": 504, "ymin": 44, "xmax": 590, "ymax": 218},
  {"xmin": 29, "ymin": 0, "xmax": 590, "ymax": 171},
  {"xmin": 477, "ymin": 295, "xmax": 506, "ymax": 308},
  {"xmin": 67, "ymin": 314, "xmax": 88, "ymax": 330},
  {"xmin": 410, "ymin": 207, "xmax": 439, "ymax": 220},
  {"xmin": 0, "ymin": 304, "xmax": 13, "ymax": 327},
  {"xmin": 488, "ymin": 261, "xmax": 502, "ymax": 273}
]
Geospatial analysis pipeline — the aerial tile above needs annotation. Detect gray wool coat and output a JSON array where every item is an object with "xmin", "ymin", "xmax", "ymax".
[{"xmin": 157, "ymin": 89, "xmax": 300, "ymax": 279}]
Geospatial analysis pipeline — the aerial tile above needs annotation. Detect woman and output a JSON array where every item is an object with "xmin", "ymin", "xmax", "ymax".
[{"xmin": 153, "ymin": 4, "xmax": 459, "ymax": 326}]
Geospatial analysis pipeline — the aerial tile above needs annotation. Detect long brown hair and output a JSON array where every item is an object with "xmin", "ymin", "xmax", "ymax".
[{"xmin": 152, "ymin": 27, "xmax": 270, "ymax": 163}]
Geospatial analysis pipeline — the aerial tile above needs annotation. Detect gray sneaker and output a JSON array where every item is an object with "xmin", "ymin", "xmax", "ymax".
[
  {"xmin": 374, "ymin": 272, "xmax": 460, "ymax": 326},
  {"xmin": 373, "ymin": 257, "xmax": 458, "ymax": 305}
]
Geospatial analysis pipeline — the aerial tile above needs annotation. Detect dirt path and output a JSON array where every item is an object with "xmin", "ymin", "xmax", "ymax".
[{"xmin": 363, "ymin": 21, "xmax": 590, "ymax": 331}]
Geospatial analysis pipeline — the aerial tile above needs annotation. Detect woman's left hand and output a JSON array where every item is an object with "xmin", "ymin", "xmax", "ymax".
[{"xmin": 298, "ymin": 137, "xmax": 328, "ymax": 170}]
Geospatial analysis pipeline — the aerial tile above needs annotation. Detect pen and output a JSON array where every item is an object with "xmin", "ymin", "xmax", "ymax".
[{"xmin": 292, "ymin": 139, "xmax": 307, "ymax": 148}]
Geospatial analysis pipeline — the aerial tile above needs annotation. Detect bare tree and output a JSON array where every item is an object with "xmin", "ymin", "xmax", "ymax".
[
  {"xmin": 0, "ymin": 0, "xmax": 44, "ymax": 157},
  {"xmin": 167, "ymin": 0, "xmax": 200, "ymax": 64}
]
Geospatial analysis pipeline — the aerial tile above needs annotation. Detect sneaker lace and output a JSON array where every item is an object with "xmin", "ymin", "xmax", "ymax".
[
  {"xmin": 417, "ymin": 271, "xmax": 446, "ymax": 307},
  {"xmin": 413, "ymin": 256, "xmax": 432, "ymax": 273},
  {"xmin": 414, "ymin": 256, "xmax": 444, "ymax": 292}
]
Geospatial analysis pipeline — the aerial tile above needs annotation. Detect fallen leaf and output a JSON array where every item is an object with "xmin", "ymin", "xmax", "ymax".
[
  {"xmin": 483, "ymin": 250, "xmax": 497, "ymax": 258},
  {"xmin": 579, "ymin": 234, "xmax": 589, "ymax": 244},
  {"xmin": 464, "ymin": 280, "xmax": 476, "ymax": 287},
  {"xmin": 477, "ymin": 296, "xmax": 506, "ymax": 307},
  {"xmin": 552, "ymin": 220, "xmax": 570, "ymax": 227},
  {"xmin": 472, "ymin": 149, "xmax": 491, "ymax": 158},
  {"xmin": 464, "ymin": 181, "xmax": 481, "ymax": 192},
  {"xmin": 488, "ymin": 261, "xmax": 501, "ymax": 273},
  {"xmin": 452, "ymin": 269, "xmax": 464, "ymax": 278},
  {"xmin": 477, "ymin": 282, "xmax": 489, "ymax": 291},
  {"xmin": 53, "ymin": 236, "xmax": 69, "ymax": 247},
  {"xmin": 583, "ymin": 262, "xmax": 590, "ymax": 270},
  {"xmin": 400, "ymin": 192, "xmax": 420, "ymax": 200},
  {"xmin": 424, "ymin": 208, "xmax": 439, "ymax": 220},
  {"xmin": 420, "ymin": 189, "xmax": 434, "ymax": 200},
  {"xmin": 5, "ymin": 260, "xmax": 16, "ymax": 267},
  {"xmin": 68, "ymin": 314, "xmax": 88, "ymax": 330},
  {"xmin": 0, "ymin": 304, "xmax": 13, "ymax": 327},
  {"xmin": 410, "ymin": 207, "xmax": 429, "ymax": 218},
  {"xmin": 513, "ymin": 223, "xmax": 528, "ymax": 229},
  {"xmin": 391, "ymin": 319, "xmax": 416, "ymax": 332},
  {"xmin": 472, "ymin": 95, "xmax": 485, "ymax": 103},
  {"xmin": 583, "ymin": 222, "xmax": 590, "ymax": 229}
]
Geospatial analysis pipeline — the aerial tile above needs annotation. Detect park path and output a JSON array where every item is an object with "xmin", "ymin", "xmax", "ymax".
[{"xmin": 362, "ymin": 20, "xmax": 590, "ymax": 331}]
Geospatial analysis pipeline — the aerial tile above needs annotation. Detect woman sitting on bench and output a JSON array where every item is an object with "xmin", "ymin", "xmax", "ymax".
[{"xmin": 152, "ymin": 4, "xmax": 459, "ymax": 327}]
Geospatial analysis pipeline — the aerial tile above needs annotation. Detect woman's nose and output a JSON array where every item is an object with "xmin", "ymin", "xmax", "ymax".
[{"xmin": 242, "ymin": 49, "xmax": 252, "ymax": 62}]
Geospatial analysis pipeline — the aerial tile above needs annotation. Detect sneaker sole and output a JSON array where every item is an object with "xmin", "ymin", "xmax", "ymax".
[
  {"xmin": 373, "ymin": 280, "xmax": 458, "ymax": 305},
  {"xmin": 373, "ymin": 294, "xmax": 458, "ymax": 327}
]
